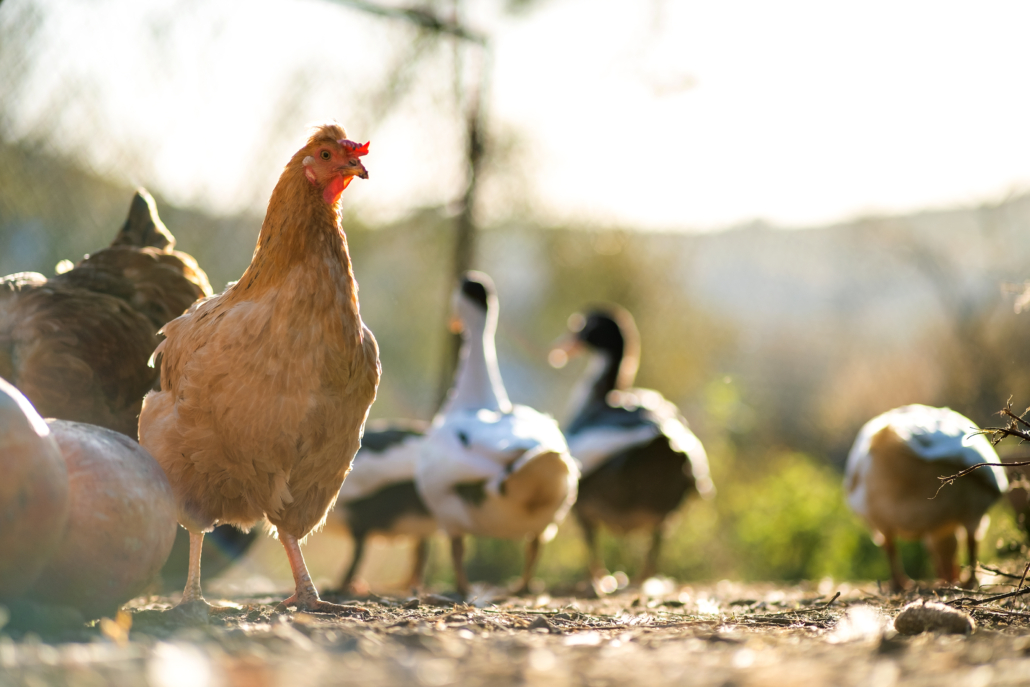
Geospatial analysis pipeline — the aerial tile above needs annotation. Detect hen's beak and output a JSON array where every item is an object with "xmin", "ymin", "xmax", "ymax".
[
  {"xmin": 340, "ymin": 159, "xmax": 369, "ymax": 180},
  {"xmin": 548, "ymin": 334, "xmax": 583, "ymax": 369}
]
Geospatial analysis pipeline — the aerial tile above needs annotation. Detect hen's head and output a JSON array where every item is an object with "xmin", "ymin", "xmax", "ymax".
[{"xmin": 297, "ymin": 123, "xmax": 369, "ymax": 206}]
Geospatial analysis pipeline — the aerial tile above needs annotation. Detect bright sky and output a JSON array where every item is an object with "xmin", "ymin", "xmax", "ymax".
[{"xmin": 6, "ymin": 0, "xmax": 1030, "ymax": 230}]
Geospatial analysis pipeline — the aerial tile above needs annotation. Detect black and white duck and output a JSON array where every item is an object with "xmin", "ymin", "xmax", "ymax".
[
  {"xmin": 416, "ymin": 272, "xmax": 579, "ymax": 598},
  {"xmin": 330, "ymin": 419, "xmax": 436, "ymax": 592},
  {"xmin": 552, "ymin": 306, "xmax": 713, "ymax": 591}
]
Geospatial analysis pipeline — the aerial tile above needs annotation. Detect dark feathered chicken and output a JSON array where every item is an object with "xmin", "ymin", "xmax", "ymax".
[{"xmin": 0, "ymin": 189, "xmax": 211, "ymax": 436}]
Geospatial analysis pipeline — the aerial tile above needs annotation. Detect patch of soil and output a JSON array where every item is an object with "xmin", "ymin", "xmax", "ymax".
[{"xmin": 2, "ymin": 577, "xmax": 1029, "ymax": 686}]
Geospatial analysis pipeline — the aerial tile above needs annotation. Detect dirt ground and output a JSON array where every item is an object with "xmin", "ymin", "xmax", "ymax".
[{"xmin": 2, "ymin": 573, "xmax": 1030, "ymax": 687}]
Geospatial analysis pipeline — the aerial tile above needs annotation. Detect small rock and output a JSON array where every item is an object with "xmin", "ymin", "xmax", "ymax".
[
  {"xmin": 421, "ymin": 594, "xmax": 458, "ymax": 608},
  {"xmin": 893, "ymin": 599, "xmax": 974, "ymax": 636},
  {"xmin": 527, "ymin": 615, "xmax": 557, "ymax": 633}
]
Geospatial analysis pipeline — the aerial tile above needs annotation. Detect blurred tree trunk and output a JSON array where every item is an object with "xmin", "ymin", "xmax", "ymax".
[
  {"xmin": 437, "ymin": 57, "xmax": 488, "ymax": 410},
  {"xmin": 327, "ymin": 0, "xmax": 490, "ymax": 414}
]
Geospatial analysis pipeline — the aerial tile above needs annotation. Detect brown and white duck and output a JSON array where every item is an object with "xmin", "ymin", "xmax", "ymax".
[{"xmin": 845, "ymin": 404, "xmax": 1008, "ymax": 590}]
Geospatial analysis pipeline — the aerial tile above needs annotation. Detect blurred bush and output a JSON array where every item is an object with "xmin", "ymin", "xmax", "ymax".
[{"xmin": 442, "ymin": 449, "xmax": 1022, "ymax": 589}]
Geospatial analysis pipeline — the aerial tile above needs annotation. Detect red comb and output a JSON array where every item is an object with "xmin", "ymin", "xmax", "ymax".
[{"xmin": 339, "ymin": 139, "xmax": 370, "ymax": 157}]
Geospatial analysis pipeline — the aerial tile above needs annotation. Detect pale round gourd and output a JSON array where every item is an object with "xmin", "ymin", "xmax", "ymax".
[
  {"xmin": 25, "ymin": 420, "xmax": 177, "ymax": 619},
  {"xmin": 0, "ymin": 379, "xmax": 70, "ymax": 598}
]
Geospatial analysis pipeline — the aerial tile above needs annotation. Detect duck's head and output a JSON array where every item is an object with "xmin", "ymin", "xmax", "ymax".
[
  {"xmin": 549, "ymin": 307, "xmax": 640, "ymax": 388},
  {"xmin": 450, "ymin": 271, "xmax": 498, "ymax": 335},
  {"xmin": 552, "ymin": 307, "xmax": 636, "ymax": 359}
]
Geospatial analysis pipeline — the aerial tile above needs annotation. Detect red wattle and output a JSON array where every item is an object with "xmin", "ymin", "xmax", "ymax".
[{"xmin": 322, "ymin": 175, "xmax": 352, "ymax": 205}]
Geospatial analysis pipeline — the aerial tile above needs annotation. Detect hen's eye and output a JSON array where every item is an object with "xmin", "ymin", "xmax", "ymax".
[{"xmin": 320, "ymin": 150, "xmax": 331, "ymax": 160}]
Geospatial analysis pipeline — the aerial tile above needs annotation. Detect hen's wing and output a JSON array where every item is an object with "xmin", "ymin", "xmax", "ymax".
[
  {"xmin": 55, "ymin": 247, "xmax": 210, "ymax": 331},
  {"xmin": 0, "ymin": 274, "xmax": 158, "ymax": 436}
]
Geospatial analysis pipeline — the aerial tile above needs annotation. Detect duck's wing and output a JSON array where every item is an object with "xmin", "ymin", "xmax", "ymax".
[
  {"xmin": 337, "ymin": 422, "xmax": 427, "ymax": 502},
  {"xmin": 487, "ymin": 405, "xmax": 577, "ymax": 491},
  {"xmin": 433, "ymin": 408, "xmax": 564, "ymax": 471},
  {"xmin": 417, "ymin": 408, "xmax": 574, "ymax": 533},
  {"xmin": 846, "ymin": 405, "xmax": 1008, "ymax": 501},
  {"xmin": 567, "ymin": 388, "xmax": 713, "ymax": 497}
]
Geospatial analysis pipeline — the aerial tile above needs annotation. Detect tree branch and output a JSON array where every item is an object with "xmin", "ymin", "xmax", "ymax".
[
  {"xmin": 932, "ymin": 400, "xmax": 1030, "ymax": 496},
  {"xmin": 327, "ymin": 0, "xmax": 488, "ymax": 44}
]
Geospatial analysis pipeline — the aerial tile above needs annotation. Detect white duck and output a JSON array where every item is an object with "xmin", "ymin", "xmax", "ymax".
[
  {"xmin": 415, "ymin": 272, "xmax": 579, "ymax": 597},
  {"xmin": 845, "ymin": 404, "xmax": 1008, "ymax": 591}
]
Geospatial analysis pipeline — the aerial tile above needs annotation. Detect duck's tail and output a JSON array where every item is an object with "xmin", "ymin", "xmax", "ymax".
[{"xmin": 487, "ymin": 446, "xmax": 578, "ymax": 540}]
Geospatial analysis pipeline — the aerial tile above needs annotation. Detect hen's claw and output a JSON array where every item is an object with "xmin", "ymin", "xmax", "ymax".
[
  {"xmin": 166, "ymin": 598, "xmax": 237, "ymax": 624},
  {"xmin": 274, "ymin": 595, "xmax": 368, "ymax": 615}
]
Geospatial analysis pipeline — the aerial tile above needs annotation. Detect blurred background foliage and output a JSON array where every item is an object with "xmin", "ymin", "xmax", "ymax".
[{"xmin": 2, "ymin": 0, "xmax": 1030, "ymax": 591}]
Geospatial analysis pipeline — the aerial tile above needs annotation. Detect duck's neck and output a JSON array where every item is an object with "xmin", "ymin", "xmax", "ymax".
[
  {"xmin": 567, "ymin": 339, "xmax": 637, "ymax": 427},
  {"xmin": 443, "ymin": 312, "xmax": 512, "ymax": 414},
  {"xmin": 574, "ymin": 349, "xmax": 623, "ymax": 412}
]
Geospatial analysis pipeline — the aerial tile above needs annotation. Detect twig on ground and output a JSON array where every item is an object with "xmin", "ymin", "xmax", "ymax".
[
  {"xmin": 1018, "ymin": 562, "xmax": 1030, "ymax": 591},
  {"xmin": 946, "ymin": 586, "xmax": 1030, "ymax": 608},
  {"xmin": 978, "ymin": 564, "xmax": 1027, "ymax": 581},
  {"xmin": 824, "ymin": 592, "xmax": 841, "ymax": 608}
]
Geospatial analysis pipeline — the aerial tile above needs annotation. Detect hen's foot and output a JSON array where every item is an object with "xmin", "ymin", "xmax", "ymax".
[
  {"xmin": 166, "ymin": 599, "xmax": 236, "ymax": 624},
  {"xmin": 275, "ymin": 595, "xmax": 368, "ymax": 616}
]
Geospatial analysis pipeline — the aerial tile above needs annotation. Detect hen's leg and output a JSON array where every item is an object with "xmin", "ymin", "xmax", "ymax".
[
  {"xmin": 451, "ymin": 536, "xmax": 470, "ymax": 598},
  {"xmin": 172, "ymin": 531, "xmax": 232, "ymax": 616},
  {"xmin": 512, "ymin": 534, "xmax": 541, "ymax": 595},
  {"xmin": 180, "ymin": 531, "xmax": 206, "ymax": 604},
  {"xmin": 278, "ymin": 533, "xmax": 361, "ymax": 614},
  {"xmin": 407, "ymin": 537, "xmax": 429, "ymax": 593}
]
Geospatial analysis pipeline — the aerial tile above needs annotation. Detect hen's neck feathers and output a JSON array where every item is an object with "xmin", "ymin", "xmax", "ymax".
[
  {"xmin": 231, "ymin": 155, "xmax": 358, "ymax": 318},
  {"xmin": 443, "ymin": 309, "xmax": 512, "ymax": 415}
]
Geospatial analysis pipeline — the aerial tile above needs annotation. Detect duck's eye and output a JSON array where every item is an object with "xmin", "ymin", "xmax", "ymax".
[{"xmin": 320, "ymin": 150, "xmax": 331, "ymax": 160}]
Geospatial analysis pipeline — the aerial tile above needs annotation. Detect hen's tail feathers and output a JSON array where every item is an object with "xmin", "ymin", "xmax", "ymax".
[{"xmin": 110, "ymin": 189, "xmax": 176, "ymax": 251}]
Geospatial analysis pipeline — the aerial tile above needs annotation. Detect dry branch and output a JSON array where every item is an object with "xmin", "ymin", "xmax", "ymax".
[
  {"xmin": 934, "ymin": 400, "xmax": 1030, "ymax": 495},
  {"xmin": 946, "ymin": 562, "xmax": 1030, "ymax": 608}
]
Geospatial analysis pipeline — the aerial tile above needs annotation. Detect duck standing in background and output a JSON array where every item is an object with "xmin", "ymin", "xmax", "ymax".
[
  {"xmin": 845, "ymin": 404, "xmax": 1008, "ymax": 591},
  {"xmin": 329, "ymin": 420, "xmax": 436, "ymax": 593},
  {"xmin": 416, "ymin": 272, "xmax": 579, "ymax": 598},
  {"xmin": 552, "ymin": 307, "xmax": 713, "ymax": 592}
]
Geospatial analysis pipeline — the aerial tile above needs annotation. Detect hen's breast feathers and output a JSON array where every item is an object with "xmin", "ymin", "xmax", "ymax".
[{"xmin": 142, "ymin": 259, "xmax": 380, "ymax": 535}]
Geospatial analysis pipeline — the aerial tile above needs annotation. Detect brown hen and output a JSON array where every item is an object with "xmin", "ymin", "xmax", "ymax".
[
  {"xmin": 139, "ymin": 123, "xmax": 380, "ymax": 613},
  {"xmin": 0, "ymin": 190, "xmax": 211, "ymax": 436}
]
